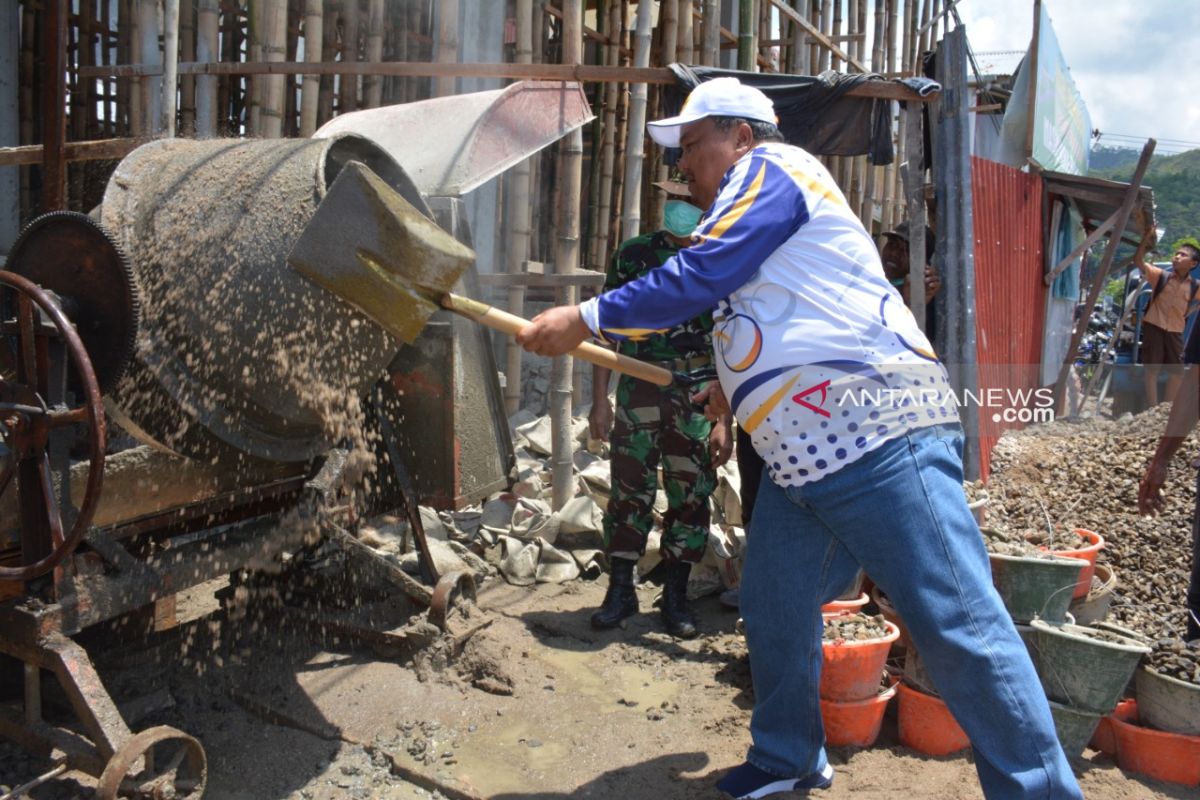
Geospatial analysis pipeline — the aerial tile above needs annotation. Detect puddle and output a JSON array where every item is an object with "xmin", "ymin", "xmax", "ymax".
[{"xmin": 536, "ymin": 646, "xmax": 682, "ymax": 712}]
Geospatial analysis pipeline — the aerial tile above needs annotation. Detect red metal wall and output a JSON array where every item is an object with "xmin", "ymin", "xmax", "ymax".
[{"xmin": 971, "ymin": 157, "xmax": 1046, "ymax": 481}]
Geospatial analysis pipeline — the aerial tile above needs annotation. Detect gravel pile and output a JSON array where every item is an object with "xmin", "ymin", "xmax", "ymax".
[{"xmin": 982, "ymin": 406, "xmax": 1199, "ymax": 685}]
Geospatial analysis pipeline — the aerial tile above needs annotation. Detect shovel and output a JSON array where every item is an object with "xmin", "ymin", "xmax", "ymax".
[{"xmin": 287, "ymin": 160, "xmax": 673, "ymax": 387}]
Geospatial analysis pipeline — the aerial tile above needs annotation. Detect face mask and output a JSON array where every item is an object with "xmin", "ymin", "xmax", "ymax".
[{"xmin": 664, "ymin": 200, "xmax": 703, "ymax": 238}]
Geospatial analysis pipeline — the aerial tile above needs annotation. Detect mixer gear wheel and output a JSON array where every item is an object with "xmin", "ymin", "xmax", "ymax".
[
  {"xmin": 5, "ymin": 210, "xmax": 140, "ymax": 394},
  {"xmin": 95, "ymin": 725, "xmax": 207, "ymax": 800},
  {"xmin": 0, "ymin": 271, "xmax": 106, "ymax": 582}
]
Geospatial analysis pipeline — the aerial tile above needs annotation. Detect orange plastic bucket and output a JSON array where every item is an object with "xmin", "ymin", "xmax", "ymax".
[
  {"xmin": 1039, "ymin": 529, "xmax": 1104, "ymax": 600},
  {"xmin": 1110, "ymin": 701, "xmax": 1200, "ymax": 786},
  {"xmin": 821, "ymin": 591, "xmax": 869, "ymax": 617},
  {"xmin": 821, "ymin": 681, "xmax": 896, "ymax": 747},
  {"xmin": 820, "ymin": 620, "xmax": 900, "ymax": 702},
  {"xmin": 1089, "ymin": 697, "xmax": 1136, "ymax": 756},
  {"xmin": 896, "ymin": 681, "xmax": 970, "ymax": 756}
]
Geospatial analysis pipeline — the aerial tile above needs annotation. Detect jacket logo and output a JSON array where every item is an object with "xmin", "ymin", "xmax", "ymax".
[{"xmin": 792, "ymin": 380, "xmax": 832, "ymax": 417}]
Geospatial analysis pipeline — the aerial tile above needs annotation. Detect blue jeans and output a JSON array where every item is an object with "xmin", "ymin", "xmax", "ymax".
[{"xmin": 741, "ymin": 424, "xmax": 1082, "ymax": 799}]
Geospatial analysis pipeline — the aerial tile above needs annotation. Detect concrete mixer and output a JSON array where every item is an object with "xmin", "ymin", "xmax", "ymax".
[{"xmin": 0, "ymin": 81, "xmax": 593, "ymax": 798}]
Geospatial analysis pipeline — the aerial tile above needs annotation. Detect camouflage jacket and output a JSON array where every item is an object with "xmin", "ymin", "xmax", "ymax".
[{"xmin": 603, "ymin": 231, "xmax": 713, "ymax": 363}]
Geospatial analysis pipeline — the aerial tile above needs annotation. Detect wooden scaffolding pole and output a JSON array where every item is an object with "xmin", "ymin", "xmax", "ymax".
[
  {"xmin": 259, "ymin": 0, "xmax": 287, "ymax": 137},
  {"xmin": 364, "ymin": 0, "xmax": 383, "ymax": 107},
  {"xmin": 619, "ymin": 0, "xmax": 653, "ymax": 242},
  {"xmin": 299, "ymin": 0, "xmax": 322, "ymax": 135},
  {"xmin": 650, "ymin": 0, "xmax": 677, "ymax": 230},
  {"xmin": 551, "ymin": 0, "xmax": 584, "ymax": 510},
  {"xmin": 503, "ymin": 0, "xmax": 535, "ymax": 415},
  {"xmin": 702, "ymin": 0, "xmax": 720, "ymax": 66},
  {"xmin": 435, "ymin": 0, "xmax": 458, "ymax": 97},
  {"xmin": 40, "ymin": 0, "xmax": 68, "ymax": 212},
  {"xmin": 162, "ymin": 0, "xmax": 180, "ymax": 136},
  {"xmin": 317, "ymin": 1, "xmax": 338, "ymax": 125},
  {"xmin": 179, "ymin": 0, "xmax": 195, "ymax": 134}
]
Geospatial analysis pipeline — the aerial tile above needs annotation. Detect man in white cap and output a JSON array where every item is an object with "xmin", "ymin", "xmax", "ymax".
[{"xmin": 517, "ymin": 77, "xmax": 1081, "ymax": 800}]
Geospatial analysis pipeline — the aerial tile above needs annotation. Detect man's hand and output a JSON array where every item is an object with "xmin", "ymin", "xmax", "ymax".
[
  {"xmin": 924, "ymin": 265, "xmax": 942, "ymax": 304},
  {"xmin": 1137, "ymin": 458, "xmax": 1170, "ymax": 516},
  {"xmin": 692, "ymin": 381, "xmax": 731, "ymax": 423},
  {"xmin": 515, "ymin": 305, "xmax": 591, "ymax": 357},
  {"xmin": 588, "ymin": 398, "xmax": 613, "ymax": 442},
  {"xmin": 709, "ymin": 414, "xmax": 733, "ymax": 468}
]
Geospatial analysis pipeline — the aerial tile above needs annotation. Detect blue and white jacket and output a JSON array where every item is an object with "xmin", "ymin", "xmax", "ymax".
[{"xmin": 580, "ymin": 142, "xmax": 956, "ymax": 487}]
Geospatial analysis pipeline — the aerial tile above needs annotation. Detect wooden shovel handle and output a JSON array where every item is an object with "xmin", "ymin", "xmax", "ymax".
[{"xmin": 442, "ymin": 293, "xmax": 673, "ymax": 387}]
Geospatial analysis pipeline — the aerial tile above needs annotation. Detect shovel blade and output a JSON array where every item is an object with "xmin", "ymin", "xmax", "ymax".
[{"xmin": 287, "ymin": 160, "xmax": 476, "ymax": 343}]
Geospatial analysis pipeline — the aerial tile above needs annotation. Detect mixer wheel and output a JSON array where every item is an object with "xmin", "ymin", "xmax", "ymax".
[
  {"xmin": 0, "ymin": 271, "xmax": 106, "ymax": 582},
  {"xmin": 95, "ymin": 725, "xmax": 207, "ymax": 800}
]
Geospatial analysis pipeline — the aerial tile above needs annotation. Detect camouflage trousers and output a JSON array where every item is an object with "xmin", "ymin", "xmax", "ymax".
[{"xmin": 604, "ymin": 373, "xmax": 716, "ymax": 564}]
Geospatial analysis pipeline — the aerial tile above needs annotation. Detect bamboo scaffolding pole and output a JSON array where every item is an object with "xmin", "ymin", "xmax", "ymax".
[
  {"xmin": 163, "ymin": 0, "xmax": 180, "ymax": 137},
  {"xmin": 75, "ymin": 0, "xmax": 94, "ymax": 143},
  {"xmin": 592, "ymin": 0, "xmax": 620, "ymax": 271},
  {"xmin": 863, "ymin": 0, "xmax": 885, "ymax": 230},
  {"xmin": 318, "ymin": 1, "xmax": 338, "ymax": 125},
  {"xmin": 41, "ymin": 0, "xmax": 68, "ymax": 212},
  {"xmin": 918, "ymin": 0, "xmax": 932, "ymax": 64},
  {"xmin": 179, "ymin": 0, "xmax": 195, "ymax": 134},
  {"xmin": 128, "ymin": 0, "xmax": 143, "ymax": 134},
  {"xmin": 338, "ymin": 0, "xmax": 358, "ymax": 113},
  {"xmin": 504, "ymin": 0, "xmax": 535, "ymax": 415},
  {"xmin": 551, "ymin": 0, "xmax": 584, "ymax": 510},
  {"xmin": 847, "ymin": 0, "xmax": 866, "ymax": 221},
  {"xmin": 889, "ymin": 0, "xmax": 915, "ymax": 229},
  {"xmin": 677, "ymin": 0, "xmax": 694, "ymax": 64},
  {"xmin": 831, "ymin": 0, "xmax": 843, "ymax": 71},
  {"xmin": 702, "ymin": 0, "xmax": 720, "ymax": 66},
  {"xmin": 816, "ymin": 0, "xmax": 830, "ymax": 72},
  {"xmin": 786, "ymin": 0, "xmax": 806, "ymax": 74},
  {"xmin": 260, "ymin": 0, "xmax": 287, "ymax": 137},
  {"xmin": 737, "ymin": 0, "xmax": 753, "ymax": 71},
  {"xmin": 69, "ymin": 1, "xmax": 90, "ymax": 206},
  {"xmin": 901, "ymin": 0, "xmax": 914, "ymax": 75},
  {"xmin": 435, "ymin": 0, "xmax": 458, "ymax": 97},
  {"xmin": 529, "ymin": 3, "xmax": 546, "ymax": 264},
  {"xmin": 619, "ymin": 0, "xmax": 653, "ymax": 241},
  {"xmin": 215, "ymin": 2, "xmax": 231, "ymax": 134},
  {"xmin": 880, "ymin": 0, "xmax": 899, "ymax": 232},
  {"xmin": 284, "ymin": 0, "xmax": 300, "ymax": 136},
  {"xmin": 390, "ymin": 1, "xmax": 406, "ymax": 103},
  {"xmin": 299, "ymin": 0, "xmax": 322, "ymax": 135},
  {"xmin": 100, "ymin": 0, "xmax": 113, "ymax": 137},
  {"xmin": 649, "ymin": 0, "xmax": 677, "ymax": 229},
  {"xmin": 247, "ymin": 0, "xmax": 263, "ymax": 134},
  {"xmin": 364, "ymin": 0, "xmax": 383, "ymax": 107},
  {"xmin": 219, "ymin": 1, "xmax": 237, "ymax": 134}
]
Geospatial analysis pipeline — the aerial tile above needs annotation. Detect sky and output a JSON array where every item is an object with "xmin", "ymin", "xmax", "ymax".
[{"xmin": 954, "ymin": 0, "xmax": 1200, "ymax": 155}]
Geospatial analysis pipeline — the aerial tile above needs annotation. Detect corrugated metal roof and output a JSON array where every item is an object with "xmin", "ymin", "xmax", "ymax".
[{"xmin": 1040, "ymin": 170, "xmax": 1156, "ymax": 244}]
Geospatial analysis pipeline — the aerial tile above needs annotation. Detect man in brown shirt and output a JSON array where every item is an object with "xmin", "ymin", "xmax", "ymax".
[{"xmin": 1137, "ymin": 242, "xmax": 1200, "ymax": 407}]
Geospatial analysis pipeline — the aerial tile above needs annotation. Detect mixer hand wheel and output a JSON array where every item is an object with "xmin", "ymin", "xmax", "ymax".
[
  {"xmin": 95, "ymin": 725, "xmax": 207, "ymax": 800},
  {"xmin": 0, "ymin": 271, "xmax": 105, "ymax": 582}
]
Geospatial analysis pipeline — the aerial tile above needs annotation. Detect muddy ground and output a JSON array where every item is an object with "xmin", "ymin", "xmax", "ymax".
[{"xmin": 1, "ymin": 568, "xmax": 1193, "ymax": 800}]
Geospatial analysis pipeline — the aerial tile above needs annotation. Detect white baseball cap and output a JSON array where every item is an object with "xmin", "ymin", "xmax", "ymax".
[{"xmin": 647, "ymin": 77, "xmax": 777, "ymax": 148}]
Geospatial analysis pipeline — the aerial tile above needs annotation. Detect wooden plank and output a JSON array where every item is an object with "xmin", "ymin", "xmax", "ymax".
[
  {"xmin": 79, "ymin": 60, "xmax": 938, "ymax": 100},
  {"xmin": 0, "ymin": 138, "xmax": 146, "ymax": 167},
  {"xmin": 1051, "ymin": 139, "xmax": 1155, "ymax": 412},
  {"xmin": 1043, "ymin": 212, "xmax": 1116, "ymax": 286}
]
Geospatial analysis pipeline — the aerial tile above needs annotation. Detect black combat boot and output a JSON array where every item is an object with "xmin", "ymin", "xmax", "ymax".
[
  {"xmin": 661, "ymin": 560, "xmax": 699, "ymax": 639},
  {"xmin": 591, "ymin": 557, "xmax": 639, "ymax": 629}
]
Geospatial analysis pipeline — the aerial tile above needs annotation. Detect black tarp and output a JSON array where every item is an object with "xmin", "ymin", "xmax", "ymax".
[{"xmin": 662, "ymin": 64, "xmax": 897, "ymax": 165}]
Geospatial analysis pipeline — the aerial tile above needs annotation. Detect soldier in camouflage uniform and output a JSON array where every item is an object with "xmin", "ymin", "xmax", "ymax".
[{"xmin": 589, "ymin": 197, "xmax": 733, "ymax": 638}]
